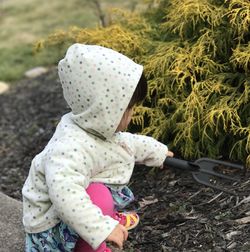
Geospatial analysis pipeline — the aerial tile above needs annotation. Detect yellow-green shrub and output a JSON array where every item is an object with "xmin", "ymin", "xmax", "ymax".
[{"xmin": 37, "ymin": 0, "xmax": 250, "ymax": 167}]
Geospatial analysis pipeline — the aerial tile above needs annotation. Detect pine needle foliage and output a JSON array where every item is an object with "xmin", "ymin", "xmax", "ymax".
[
  {"xmin": 161, "ymin": 0, "xmax": 225, "ymax": 40},
  {"xmin": 38, "ymin": 0, "xmax": 250, "ymax": 167}
]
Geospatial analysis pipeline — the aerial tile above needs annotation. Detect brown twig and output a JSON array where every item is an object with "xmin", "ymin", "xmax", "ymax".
[{"xmin": 91, "ymin": 0, "xmax": 107, "ymax": 27}]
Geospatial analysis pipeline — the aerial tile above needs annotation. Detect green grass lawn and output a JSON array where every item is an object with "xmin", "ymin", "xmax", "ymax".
[{"xmin": 0, "ymin": 0, "xmax": 142, "ymax": 82}]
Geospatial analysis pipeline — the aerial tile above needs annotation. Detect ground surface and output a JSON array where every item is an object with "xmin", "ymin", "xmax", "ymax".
[{"xmin": 0, "ymin": 69, "xmax": 250, "ymax": 252}]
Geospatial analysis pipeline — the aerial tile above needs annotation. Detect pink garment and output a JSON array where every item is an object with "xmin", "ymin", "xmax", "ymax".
[{"xmin": 74, "ymin": 183, "xmax": 115, "ymax": 252}]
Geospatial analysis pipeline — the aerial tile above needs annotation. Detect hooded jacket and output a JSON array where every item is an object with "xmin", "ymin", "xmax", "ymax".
[{"xmin": 22, "ymin": 44, "xmax": 168, "ymax": 249}]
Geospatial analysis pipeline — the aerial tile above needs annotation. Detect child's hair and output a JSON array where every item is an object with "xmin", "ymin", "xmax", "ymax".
[{"xmin": 128, "ymin": 73, "xmax": 148, "ymax": 109}]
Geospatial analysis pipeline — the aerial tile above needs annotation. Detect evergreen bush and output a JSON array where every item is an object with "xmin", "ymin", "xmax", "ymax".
[{"xmin": 37, "ymin": 0, "xmax": 250, "ymax": 167}]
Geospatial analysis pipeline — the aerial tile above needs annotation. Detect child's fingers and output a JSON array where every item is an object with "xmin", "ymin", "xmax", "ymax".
[
  {"xmin": 106, "ymin": 224, "xmax": 127, "ymax": 249},
  {"xmin": 109, "ymin": 235, "xmax": 123, "ymax": 249},
  {"xmin": 160, "ymin": 151, "xmax": 174, "ymax": 169},
  {"xmin": 115, "ymin": 239, "xmax": 123, "ymax": 249},
  {"xmin": 121, "ymin": 225, "xmax": 128, "ymax": 240},
  {"xmin": 167, "ymin": 151, "xmax": 174, "ymax": 157}
]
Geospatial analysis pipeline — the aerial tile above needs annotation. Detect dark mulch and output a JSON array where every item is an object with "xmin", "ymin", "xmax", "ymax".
[{"xmin": 0, "ymin": 69, "xmax": 250, "ymax": 252}]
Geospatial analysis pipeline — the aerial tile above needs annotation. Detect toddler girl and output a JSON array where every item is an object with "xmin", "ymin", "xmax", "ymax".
[{"xmin": 22, "ymin": 43, "xmax": 173, "ymax": 252}]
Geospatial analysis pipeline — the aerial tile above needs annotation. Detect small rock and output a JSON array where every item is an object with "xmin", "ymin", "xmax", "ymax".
[
  {"xmin": 0, "ymin": 81, "xmax": 9, "ymax": 94},
  {"xmin": 24, "ymin": 66, "xmax": 48, "ymax": 78}
]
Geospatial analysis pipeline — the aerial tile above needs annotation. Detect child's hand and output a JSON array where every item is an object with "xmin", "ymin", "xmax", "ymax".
[
  {"xmin": 160, "ymin": 151, "xmax": 174, "ymax": 169},
  {"xmin": 106, "ymin": 224, "xmax": 128, "ymax": 249},
  {"xmin": 167, "ymin": 151, "xmax": 174, "ymax": 157}
]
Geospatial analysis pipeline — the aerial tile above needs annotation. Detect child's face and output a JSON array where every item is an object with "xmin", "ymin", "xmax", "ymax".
[{"xmin": 116, "ymin": 108, "xmax": 133, "ymax": 132}]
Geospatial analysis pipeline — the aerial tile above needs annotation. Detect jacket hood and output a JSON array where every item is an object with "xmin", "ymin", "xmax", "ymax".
[{"xmin": 58, "ymin": 43, "xmax": 143, "ymax": 139}]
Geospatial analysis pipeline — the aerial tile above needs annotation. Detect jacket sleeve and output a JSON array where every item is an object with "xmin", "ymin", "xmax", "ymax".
[
  {"xmin": 44, "ymin": 140, "xmax": 118, "ymax": 249},
  {"xmin": 118, "ymin": 132, "xmax": 168, "ymax": 167}
]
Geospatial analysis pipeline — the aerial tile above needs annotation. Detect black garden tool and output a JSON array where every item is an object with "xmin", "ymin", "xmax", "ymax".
[{"xmin": 164, "ymin": 157, "xmax": 245, "ymax": 195}]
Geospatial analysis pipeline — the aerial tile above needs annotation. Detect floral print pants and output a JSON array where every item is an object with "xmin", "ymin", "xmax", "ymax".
[{"xmin": 25, "ymin": 222, "xmax": 79, "ymax": 252}]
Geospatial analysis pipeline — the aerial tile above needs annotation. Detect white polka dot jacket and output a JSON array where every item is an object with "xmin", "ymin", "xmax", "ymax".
[{"xmin": 22, "ymin": 44, "xmax": 168, "ymax": 249}]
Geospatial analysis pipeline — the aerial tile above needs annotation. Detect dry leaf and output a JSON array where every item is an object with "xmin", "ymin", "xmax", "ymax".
[
  {"xmin": 235, "ymin": 216, "xmax": 250, "ymax": 225},
  {"xmin": 139, "ymin": 197, "xmax": 158, "ymax": 208}
]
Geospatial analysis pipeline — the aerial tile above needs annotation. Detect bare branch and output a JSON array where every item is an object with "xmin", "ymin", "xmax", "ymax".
[{"xmin": 90, "ymin": 0, "xmax": 107, "ymax": 27}]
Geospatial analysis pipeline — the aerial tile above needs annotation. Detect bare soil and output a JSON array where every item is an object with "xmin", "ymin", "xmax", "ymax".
[{"xmin": 0, "ymin": 69, "xmax": 250, "ymax": 252}]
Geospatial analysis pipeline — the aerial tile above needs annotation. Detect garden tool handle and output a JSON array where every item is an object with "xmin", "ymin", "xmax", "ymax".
[{"xmin": 164, "ymin": 157, "xmax": 199, "ymax": 172}]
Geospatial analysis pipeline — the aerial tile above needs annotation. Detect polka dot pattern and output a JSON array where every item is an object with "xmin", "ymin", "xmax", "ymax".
[
  {"xmin": 22, "ymin": 44, "xmax": 169, "ymax": 250},
  {"xmin": 58, "ymin": 43, "xmax": 143, "ymax": 139}
]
